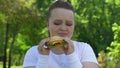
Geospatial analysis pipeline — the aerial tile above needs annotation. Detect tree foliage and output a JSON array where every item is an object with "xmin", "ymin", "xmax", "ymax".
[
  {"xmin": 107, "ymin": 23, "xmax": 120, "ymax": 62},
  {"xmin": 71, "ymin": 0, "xmax": 120, "ymax": 56}
]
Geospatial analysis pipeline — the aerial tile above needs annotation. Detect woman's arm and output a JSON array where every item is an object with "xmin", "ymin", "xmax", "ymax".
[
  {"xmin": 80, "ymin": 43, "xmax": 99, "ymax": 68},
  {"xmin": 82, "ymin": 62, "xmax": 99, "ymax": 68},
  {"xmin": 66, "ymin": 52, "xmax": 83, "ymax": 68},
  {"xmin": 23, "ymin": 55, "xmax": 49, "ymax": 68},
  {"xmin": 23, "ymin": 46, "xmax": 38, "ymax": 68},
  {"xmin": 23, "ymin": 62, "xmax": 99, "ymax": 68},
  {"xmin": 66, "ymin": 52, "xmax": 99, "ymax": 68},
  {"xmin": 23, "ymin": 46, "xmax": 49, "ymax": 68}
]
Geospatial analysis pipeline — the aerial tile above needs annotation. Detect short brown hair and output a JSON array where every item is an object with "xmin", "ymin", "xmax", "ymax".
[{"xmin": 47, "ymin": 0, "xmax": 74, "ymax": 21}]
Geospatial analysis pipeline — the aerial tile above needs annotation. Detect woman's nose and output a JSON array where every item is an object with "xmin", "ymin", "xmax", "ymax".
[{"xmin": 60, "ymin": 24, "xmax": 67, "ymax": 31}]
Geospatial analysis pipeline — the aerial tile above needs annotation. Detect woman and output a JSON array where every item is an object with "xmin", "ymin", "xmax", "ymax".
[{"xmin": 23, "ymin": 0, "xmax": 99, "ymax": 68}]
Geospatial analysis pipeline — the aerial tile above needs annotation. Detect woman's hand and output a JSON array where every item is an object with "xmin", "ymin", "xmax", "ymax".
[
  {"xmin": 38, "ymin": 38, "xmax": 50, "ymax": 55},
  {"xmin": 51, "ymin": 37, "xmax": 74, "ymax": 55},
  {"xmin": 63, "ymin": 37, "xmax": 74, "ymax": 55}
]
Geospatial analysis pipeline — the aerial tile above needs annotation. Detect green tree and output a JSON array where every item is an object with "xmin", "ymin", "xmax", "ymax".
[
  {"xmin": 0, "ymin": 0, "xmax": 48, "ymax": 67},
  {"xmin": 107, "ymin": 23, "xmax": 120, "ymax": 68},
  {"xmin": 70, "ymin": 0, "xmax": 120, "ymax": 56}
]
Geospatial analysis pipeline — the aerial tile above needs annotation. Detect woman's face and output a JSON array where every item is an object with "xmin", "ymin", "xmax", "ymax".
[{"xmin": 47, "ymin": 8, "xmax": 75, "ymax": 38}]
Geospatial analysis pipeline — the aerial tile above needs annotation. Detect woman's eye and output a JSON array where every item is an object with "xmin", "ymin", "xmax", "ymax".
[
  {"xmin": 54, "ymin": 22, "xmax": 61, "ymax": 25},
  {"xmin": 54, "ymin": 20, "xmax": 61, "ymax": 25},
  {"xmin": 66, "ymin": 23, "xmax": 73, "ymax": 26}
]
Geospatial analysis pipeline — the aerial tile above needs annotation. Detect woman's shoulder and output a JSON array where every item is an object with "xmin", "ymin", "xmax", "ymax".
[
  {"xmin": 27, "ymin": 45, "xmax": 38, "ymax": 51},
  {"xmin": 73, "ymin": 41, "xmax": 91, "ymax": 47},
  {"xmin": 29, "ymin": 45, "xmax": 38, "ymax": 50},
  {"xmin": 26, "ymin": 45, "xmax": 39, "ymax": 56},
  {"xmin": 23, "ymin": 46, "xmax": 39, "ymax": 67},
  {"xmin": 72, "ymin": 40, "xmax": 93, "ymax": 50}
]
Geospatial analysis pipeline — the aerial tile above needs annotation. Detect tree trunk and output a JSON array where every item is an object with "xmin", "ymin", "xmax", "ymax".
[
  {"xmin": 3, "ymin": 23, "xmax": 9, "ymax": 68},
  {"xmin": 8, "ymin": 24, "xmax": 18, "ymax": 68}
]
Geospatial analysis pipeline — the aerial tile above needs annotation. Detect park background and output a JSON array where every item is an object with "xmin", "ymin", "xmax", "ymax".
[{"xmin": 0, "ymin": 0, "xmax": 120, "ymax": 68}]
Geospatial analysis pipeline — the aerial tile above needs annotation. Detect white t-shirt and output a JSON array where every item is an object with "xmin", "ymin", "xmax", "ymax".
[{"xmin": 23, "ymin": 41, "xmax": 98, "ymax": 68}]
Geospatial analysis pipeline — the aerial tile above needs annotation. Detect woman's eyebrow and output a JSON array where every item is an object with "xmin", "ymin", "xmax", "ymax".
[
  {"xmin": 54, "ymin": 19, "xmax": 62, "ymax": 22},
  {"xmin": 66, "ymin": 20, "xmax": 73, "ymax": 23}
]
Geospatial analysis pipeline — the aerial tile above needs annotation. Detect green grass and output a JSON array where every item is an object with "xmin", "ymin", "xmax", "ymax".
[
  {"xmin": 11, "ymin": 65, "xmax": 22, "ymax": 68},
  {"xmin": 0, "ymin": 62, "xmax": 2, "ymax": 67},
  {"xmin": 0, "ymin": 62, "xmax": 22, "ymax": 68}
]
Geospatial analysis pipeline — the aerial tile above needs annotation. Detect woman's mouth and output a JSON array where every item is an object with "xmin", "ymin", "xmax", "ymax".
[{"xmin": 58, "ymin": 33, "xmax": 67, "ymax": 37}]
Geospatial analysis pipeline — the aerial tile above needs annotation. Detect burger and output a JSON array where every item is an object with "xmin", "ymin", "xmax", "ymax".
[{"xmin": 45, "ymin": 36, "xmax": 67, "ymax": 48}]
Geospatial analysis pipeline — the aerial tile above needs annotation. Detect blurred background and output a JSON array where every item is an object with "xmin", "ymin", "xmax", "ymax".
[{"xmin": 0, "ymin": 0, "xmax": 120, "ymax": 68}]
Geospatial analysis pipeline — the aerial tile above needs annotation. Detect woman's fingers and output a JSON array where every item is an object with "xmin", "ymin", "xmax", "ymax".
[
  {"xmin": 63, "ymin": 38, "xmax": 74, "ymax": 55},
  {"xmin": 38, "ymin": 37, "xmax": 74, "ymax": 55},
  {"xmin": 38, "ymin": 38, "xmax": 50, "ymax": 55}
]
